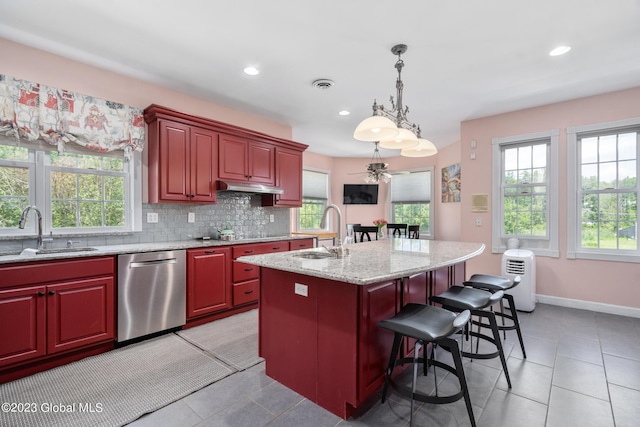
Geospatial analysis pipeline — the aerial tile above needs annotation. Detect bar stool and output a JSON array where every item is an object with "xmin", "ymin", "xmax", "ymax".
[
  {"xmin": 379, "ymin": 304, "xmax": 475, "ymax": 427},
  {"xmin": 464, "ymin": 274, "xmax": 526, "ymax": 358},
  {"xmin": 430, "ymin": 286, "xmax": 512, "ymax": 388}
]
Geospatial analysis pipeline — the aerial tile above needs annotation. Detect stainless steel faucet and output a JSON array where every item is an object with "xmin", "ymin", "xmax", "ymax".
[
  {"xmin": 320, "ymin": 204, "xmax": 343, "ymax": 246},
  {"xmin": 19, "ymin": 206, "xmax": 49, "ymax": 250}
]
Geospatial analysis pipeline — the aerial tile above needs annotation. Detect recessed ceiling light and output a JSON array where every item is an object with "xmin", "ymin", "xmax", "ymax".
[
  {"xmin": 549, "ymin": 46, "xmax": 571, "ymax": 56},
  {"xmin": 338, "ymin": 110, "xmax": 350, "ymax": 116},
  {"xmin": 243, "ymin": 66, "xmax": 260, "ymax": 76}
]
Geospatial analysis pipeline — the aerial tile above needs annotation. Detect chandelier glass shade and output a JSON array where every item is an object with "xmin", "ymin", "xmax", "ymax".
[
  {"xmin": 353, "ymin": 115, "xmax": 399, "ymax": 142},
  {"xmin": 353, "ymin": 44, "xmax": 437, "ymax": 158},
  {"xmin": 379, "ymin": 127, "xmax": 419, "ymax": 150},
  {"xmin": 400, "ymin": 138, "xmax": 438, "ymax": 157}
]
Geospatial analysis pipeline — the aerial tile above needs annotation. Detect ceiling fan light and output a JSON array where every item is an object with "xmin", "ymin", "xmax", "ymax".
[
  {"xmin": 400, "ymin": 138, "xmax": 438, "ymax": 157},
  {"xmin": 353, "ymin": 116, "xmax": 399, "ymax": 141},
  {"xmin": 379, "ymin": 128, "xmax": 419, "ymax": 149}
]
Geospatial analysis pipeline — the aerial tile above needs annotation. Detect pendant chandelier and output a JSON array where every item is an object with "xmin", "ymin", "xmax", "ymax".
[
  {"xmin": 364, "ymin": 142, "xmax": 392, "ymax": 183},
  {"xmin": 354, "ymin": 44, "xmax": 437, "ymax": 158}
]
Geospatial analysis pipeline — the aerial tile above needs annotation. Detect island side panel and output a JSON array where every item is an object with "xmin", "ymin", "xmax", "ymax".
[
  {"xmin": 259, "ymin": 268, "xmax": 319, "ymax": 401},
  {"xmin": 317, "ymin": 276, "xmax": 359, "ymax": 418},
  {"xmin": 357, "ymin": 279, "xmax": 400, "ymax": 402}
]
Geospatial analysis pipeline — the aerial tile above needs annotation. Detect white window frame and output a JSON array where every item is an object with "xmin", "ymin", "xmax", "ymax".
[
  {"xmin": 389, "ymin": 168, "xmax": 434, "ymax": 239},
  {"xmin": 0, "ymin": 136, "xmax": 142, "ymax": 237},
  {"xmin": 492, "ymin": 129, "xmax": 559, "ymax": 257},
  {"xmin": 567, "ymin": 117, "xmax": 640, "ymax": 263}
]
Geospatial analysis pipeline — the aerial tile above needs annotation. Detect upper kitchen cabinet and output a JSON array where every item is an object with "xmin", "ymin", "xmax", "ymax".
[
  {"xmin": 146, "ymin": 110, "xmax": 219, "ymax": 204},
  {"xmin": 262, "ymin": 146, "xmax": 303, "ymax": 207},
  {"xmin": 145, "ymin": 105, "xmax": 307, "ymax": 204},
  {"xmin": 218, "ymin": 135, "xmax": 275, "ymax": 184}
]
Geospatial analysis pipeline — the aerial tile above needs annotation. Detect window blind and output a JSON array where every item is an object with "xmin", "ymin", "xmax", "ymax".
[
  {"xmin": 390, "ymin": 171, "xmax": 431, "ymax": 203},
  {"xmin": 303, "ymin": 169, "xmax": 328, "ymax": 200}
]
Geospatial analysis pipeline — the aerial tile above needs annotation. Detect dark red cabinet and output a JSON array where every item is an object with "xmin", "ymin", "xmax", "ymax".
[
  {"xmin": 219, "ymin": 135, "xmax": 275, "ymax": 184},
  {"xmin": 263, "ymin": 147, "xmax": 303, "ymax": 207},
  {"xmin": 147, "ymin": 118, "xmax": 218, "ymax": 204},
  {"xmin": 47, "ymin": 277, "xmax": 115, "ymax": 355},
  {"xmin": 187, "ymin": 247, "xmax": 232, "ymax": 319},
  {"xmin": 231, "ymin": 241, "xmax": 289, "ymax": 306},
  {"xmin": 259, "ymin": 262, "xmax": 468, "ymax": 419},
  {"xmin": 0, "ymin": 286, "xmax": 47, "ymax": 367},
  {"xmin": 0, "ymin": 257, "xmax": 115, "ymax": 371},
  {"xmin": 289, "ymin": 238, "xmax": 314, "ymax": 250}
]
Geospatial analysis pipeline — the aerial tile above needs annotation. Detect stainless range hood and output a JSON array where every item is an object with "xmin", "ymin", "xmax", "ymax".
[{"xmin": 217, "ymin": 180, "xmax": 284, "ymax": 195}]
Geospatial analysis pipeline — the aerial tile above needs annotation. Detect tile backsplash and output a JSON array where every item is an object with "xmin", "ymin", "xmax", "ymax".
[{"xmin": 1, "ymin": 193, "xmax": 291, "ymax": 251}]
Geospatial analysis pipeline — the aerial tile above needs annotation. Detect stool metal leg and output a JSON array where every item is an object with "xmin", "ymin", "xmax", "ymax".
[
  {"xmin": 504, "ymin": 293, "xmax": 527, "ymax": 358},
  {"xmin": 442, "ymin": 337, "xmax": 476, "ymax": 427},
  {"xmin": 486, "ymin": 311, "xmax": 512, "ymax": 388},
  {"xmin": 410, "ymin": 340, "xmax": 422, "ymax": 427},
  {"xmin": 381, "ymin": 333, "xmax": 402, "ymax": 403}
]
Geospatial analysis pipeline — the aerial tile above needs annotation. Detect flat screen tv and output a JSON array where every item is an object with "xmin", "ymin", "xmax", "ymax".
[{"xmin": 343, "ymin": 184, "xmax": 379, "ymax": 205}]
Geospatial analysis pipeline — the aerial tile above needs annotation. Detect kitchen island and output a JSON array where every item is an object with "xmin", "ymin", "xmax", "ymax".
[{"xmin": 237, "ymin": 238, "xmax": 484, "ymax": 419}]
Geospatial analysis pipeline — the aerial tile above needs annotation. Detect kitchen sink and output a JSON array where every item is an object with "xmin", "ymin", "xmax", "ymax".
[
  {"xmin": 20, "ymin": 247, "xmax": 99, "ymax": 257},
  {"xmin": 292, "ymin": 252, "xmax": 336, "ymax": 260}
]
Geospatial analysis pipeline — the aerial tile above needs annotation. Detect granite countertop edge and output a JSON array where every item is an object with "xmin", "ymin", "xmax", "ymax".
[
  {"xmin": 238, "ymin": 239, "xmax": 486, "ymax": 286},
  {"xmin": 0, "ymin": 234, "xmax": 316, "ymax": 265}
]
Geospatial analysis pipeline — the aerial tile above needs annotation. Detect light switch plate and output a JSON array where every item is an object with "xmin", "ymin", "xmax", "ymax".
[
  {"xmin": 188, "ymin": 212, "xmax": 195, "ymax": 223},
  {"xmin": 294, "ymin": 282, "xmax": 308, "ymax": 297},
  {"xmin": 147, "ymin": 213, "xmax": 158, "ymax": 223}
]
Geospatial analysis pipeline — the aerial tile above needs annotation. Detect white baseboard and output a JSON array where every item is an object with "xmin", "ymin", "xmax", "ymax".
[{"xmin": 536, "ymin": 294, "xmax": 640, "ymax": 319}]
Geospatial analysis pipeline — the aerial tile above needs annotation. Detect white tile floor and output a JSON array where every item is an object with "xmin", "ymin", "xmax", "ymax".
[{"xmin": 126, "ymin": 303, "xmax": 640, "ymax": 427}]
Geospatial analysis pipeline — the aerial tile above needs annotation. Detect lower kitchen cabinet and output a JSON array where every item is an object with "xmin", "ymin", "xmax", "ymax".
[
  {"xmin": 0, "ymin": 286, "xmax": 46, "ymax": 367},
  {"xmin": 289, "ymin": 238, "xmax": 314, "ymax": 250},
  {"xmin": 186, "ymin": 247, "xmax": 232, "ymax": 319},
  {"xmin": 231, "ymin": 241, "xmax": 290, "ymax": 306},
  {"xmin": 0, "ymin": 257, "xmax": 116, "ymax": 371}
]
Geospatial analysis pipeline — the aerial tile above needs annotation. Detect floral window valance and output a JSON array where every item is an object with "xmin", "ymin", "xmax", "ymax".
[{"xmin": 0, "ymin": 74, "xmax": 144, "ymax": 158}]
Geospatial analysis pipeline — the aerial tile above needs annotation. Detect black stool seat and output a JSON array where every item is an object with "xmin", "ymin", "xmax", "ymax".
[
  {"xmin": 464, "ymin": 274, "xmax": 514, "ymax": 291},
  {"xmin": 379, "ymin": 304, "xmax": 475, "ymax": 427},
  {"xmin": 430, "ymin": 286, "xmax": 512, "ymax": 388},
  {"xmin": 464, "ymin": 274, "xmax": 527, "ymax": 358}
]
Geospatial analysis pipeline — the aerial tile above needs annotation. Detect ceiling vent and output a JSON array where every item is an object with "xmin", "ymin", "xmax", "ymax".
[{"xmin": 312, "ymin": 79, "xmax": 334, "ymax": 90}]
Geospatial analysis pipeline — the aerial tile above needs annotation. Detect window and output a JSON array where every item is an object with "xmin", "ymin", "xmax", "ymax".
[
  {"xmin": 0, "ymin": 137, "xmax": 141, "ymax": 237},
  {"xmin": 567, "ymin": 118, "xmax": 640, "ymax": 262},
  {"xmin": 298, "ymin": 169, "xmax": 328, "ymax": 230},
  {"xmin": 492, "ymin": 130, "xmax": 558, "ymax": 256},
  {"xmin": 390, "ymin": 169, "xmax": 433, "ymax": 238}
]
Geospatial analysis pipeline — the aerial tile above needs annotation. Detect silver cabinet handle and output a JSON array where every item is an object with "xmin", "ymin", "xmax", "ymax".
[{"xmin": 130, "ymin": 258, "xmax": 177, "ymax": 268}]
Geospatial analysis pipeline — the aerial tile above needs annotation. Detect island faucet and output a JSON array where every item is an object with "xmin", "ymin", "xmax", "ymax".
[
  {"xmin": 19, "ymin": 206, "xmax": 48, "ymax": 250},
  {"xmin": 320, "ymin": 204, "xmax": 343, "ymax": 246}
]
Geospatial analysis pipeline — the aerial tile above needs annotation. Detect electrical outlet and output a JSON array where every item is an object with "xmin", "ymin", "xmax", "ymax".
[
  {"xmin": 188, "ymin": 212, "xmax": 195, "ymax": 223},
  {"xmin": 475, "ymin": 217, "xmax": 482, "ymax": 227},
  {"xmin": 147, "ymin": 213, "xmax": 158, "ymax": 223},
  {"xmin": 294, "ymin": 283, "xmax": 308, "ymax": 297},
  {"xmin": 269, "ymin": 214, "xmax": 275, "ymax": 223}
]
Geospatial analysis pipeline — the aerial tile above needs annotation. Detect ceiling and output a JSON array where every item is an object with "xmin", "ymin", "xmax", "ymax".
[{"xmin": 1, "ymin": 0, "xmax": 640, "ymax": 158}]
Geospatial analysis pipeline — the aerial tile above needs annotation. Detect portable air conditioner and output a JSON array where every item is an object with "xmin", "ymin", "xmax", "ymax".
[{"xmin": 501, "ymin": 249, "xmax": 536, "ymax": 312}]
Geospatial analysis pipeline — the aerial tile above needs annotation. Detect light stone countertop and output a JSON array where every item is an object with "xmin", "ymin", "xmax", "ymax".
[
  {"xmin": 237, "ymin": 238, "xmax": 485, "ymax": 285},
  {"xmin": 0, "ymin": 234, "xmax": 315, "ymax": 265}
]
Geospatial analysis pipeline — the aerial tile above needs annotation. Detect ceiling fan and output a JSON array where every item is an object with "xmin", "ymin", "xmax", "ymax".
[{"xmin": 349, "ymin": 142, "xmax": 409, "ymax": 183}]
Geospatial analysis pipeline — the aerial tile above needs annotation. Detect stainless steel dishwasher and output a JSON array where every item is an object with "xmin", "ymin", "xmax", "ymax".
[{"xmin": 117, "ymin": 250, "xmax": 186, "ymax": 342}]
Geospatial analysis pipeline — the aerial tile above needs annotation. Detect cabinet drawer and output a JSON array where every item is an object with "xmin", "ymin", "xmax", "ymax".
[
  {"xmin": 233, "ymin": 261, "xmax": 259, "ymax": 282},
  {"xmin": 233, "ymin": 280, "xmax": 259, "ymax": 306},
  {"xmin": 232, "ymin": 242, "xmax": 289, "ymax": 258},
  {"xmin": 290, "ymin": 239, "xmax": 314, "ymax": 250}
]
